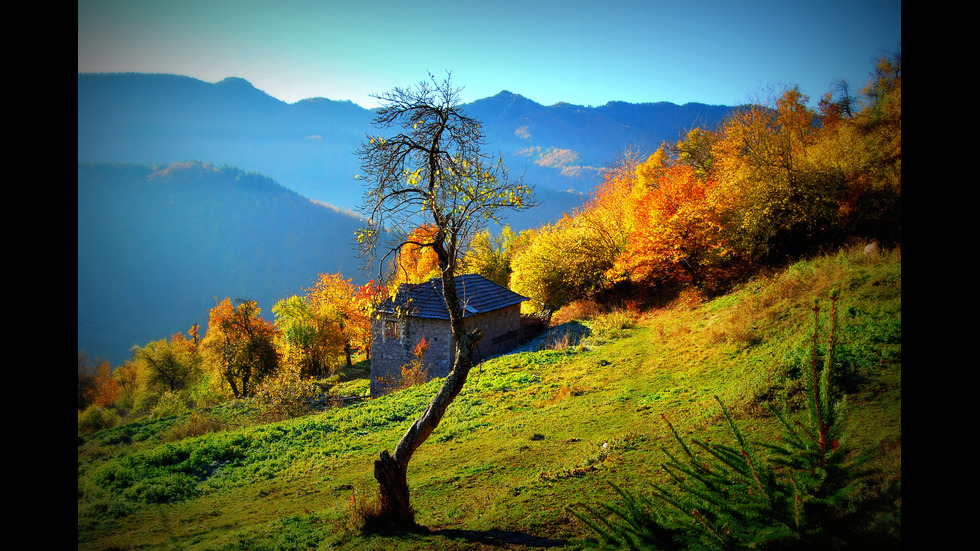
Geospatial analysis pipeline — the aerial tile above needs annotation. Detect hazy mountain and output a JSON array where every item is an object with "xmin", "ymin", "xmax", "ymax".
[
  {"xmin": 78, "ymin": 73, "xmax": 735, "ymax": 227},
  {"xmin": 78, "ymin": 73, "xmax": 373, "ymax": 216},
  {"xmin": 78, "ymin": 161, "xmax": 377, "ymax": 367}
]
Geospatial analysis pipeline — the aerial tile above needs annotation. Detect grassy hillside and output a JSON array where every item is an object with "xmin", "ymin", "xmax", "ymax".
[{"xmin": 77, "ymin": 244, "xmax": 901, "ymax": 550}]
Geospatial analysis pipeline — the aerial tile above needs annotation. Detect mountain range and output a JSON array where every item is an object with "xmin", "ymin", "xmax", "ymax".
[
  {"xmin": 77, "ymin": 72, "xmax": 736, "ymax": 366},
  {"xmin": 78, "ymin": 73, "xmax": 736, "ymax": 223}
]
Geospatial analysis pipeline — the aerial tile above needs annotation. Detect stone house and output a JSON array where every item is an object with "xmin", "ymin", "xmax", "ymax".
[{"xmin": 370, "ymin": 273, "xmax": 528, "ymax": 396}]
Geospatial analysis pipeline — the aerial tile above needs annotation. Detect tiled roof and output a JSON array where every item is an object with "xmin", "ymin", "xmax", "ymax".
[{"xmin": 377, "ymin": 274, "xmax": 528, "ymax": 320}]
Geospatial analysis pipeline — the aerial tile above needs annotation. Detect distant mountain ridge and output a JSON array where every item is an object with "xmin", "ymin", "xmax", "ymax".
[{"xmin": 78, "ymin": 73, "xmax": 735, "ymax": 227}]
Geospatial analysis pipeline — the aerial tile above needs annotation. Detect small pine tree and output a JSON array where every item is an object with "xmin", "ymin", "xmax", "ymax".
[{"xmin": 571, "ymin": 294, "xmax": 899, "ymax": 549}]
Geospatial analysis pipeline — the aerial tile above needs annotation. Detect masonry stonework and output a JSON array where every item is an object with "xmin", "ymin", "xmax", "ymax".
[
  {"xmin": 369, "ymin": 274, "xmax": 528, "ymax": 396},
  {"xmin": 370, "ymin": 304, "xmax": 523, "ymax": 396}
]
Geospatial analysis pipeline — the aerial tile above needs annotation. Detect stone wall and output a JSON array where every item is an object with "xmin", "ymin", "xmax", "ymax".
[
  {"xmin": 467, "ymin": 304, "xmax": 522, "ymax": 362},
  {"xmin": 370, "ymin": 304, "xmax": 523, "ymax": 396}
]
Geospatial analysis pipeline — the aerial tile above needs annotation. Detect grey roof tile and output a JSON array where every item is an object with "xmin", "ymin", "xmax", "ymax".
[{"xmin": 377, "ymin": 274, "xmax": 528, "ymax": 320}]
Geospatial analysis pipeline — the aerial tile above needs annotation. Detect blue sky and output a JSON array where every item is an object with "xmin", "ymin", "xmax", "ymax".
[{"xmin": 78, "ymin": 0, "xmax": 901, "ymax": 109}]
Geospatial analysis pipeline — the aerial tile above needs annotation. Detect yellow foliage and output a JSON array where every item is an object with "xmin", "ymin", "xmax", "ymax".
[{"xmin": 252, "ymin": 364, "xmax": 320, "ymax": 420}]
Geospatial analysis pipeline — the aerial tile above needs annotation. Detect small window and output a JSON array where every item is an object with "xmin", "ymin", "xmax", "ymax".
[{"xmin": 383, "ymin": 319, "xmax": 404, "ymax": 342}]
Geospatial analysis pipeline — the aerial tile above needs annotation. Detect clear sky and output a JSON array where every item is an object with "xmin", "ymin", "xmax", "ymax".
[{"xmin": 78, "ymin": 0, "xmax": 901, "ymax": 109}]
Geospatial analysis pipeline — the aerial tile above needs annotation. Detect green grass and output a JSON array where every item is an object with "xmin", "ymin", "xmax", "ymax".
[{"xmin": 77, "ymin": 244, "xmax": 901, "ymax": 550}]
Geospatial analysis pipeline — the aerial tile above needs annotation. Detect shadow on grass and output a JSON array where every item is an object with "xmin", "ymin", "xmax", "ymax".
[
  {"xmin": 428, "ymin": 527, "xmax": 569, "ymax": 548},
  {"xmin": 511, "ymin": 320, "xmax": 593, "ymax": 354},
  {"xmin": 359, "ymin": 522, "xmax": 571, "ymax": 548}
]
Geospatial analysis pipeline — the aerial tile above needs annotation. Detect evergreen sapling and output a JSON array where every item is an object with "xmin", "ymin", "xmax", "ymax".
[{"xmin": 570, "ymin": 294, "xmax": 898, "ymax": 549}]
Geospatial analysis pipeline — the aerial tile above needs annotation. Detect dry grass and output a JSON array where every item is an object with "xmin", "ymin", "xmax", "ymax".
[
  {"xmin": 550, "ymin": 299, "xmax": 604, "ymax": 326},
  {"xmin": 344, "ymin": 485, "xmax": 387, "ymax": 533},
  {"xmin": 161, "ymin": 411, "xmax": 227, "ymax": 441}
]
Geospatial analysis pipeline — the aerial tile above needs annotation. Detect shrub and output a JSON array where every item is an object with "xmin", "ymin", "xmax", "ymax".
[
  {"xmin": 252, "ymin": 365, "xmax": 320, "ymax": 421},
  {"xmin": 397, "ymin": 338, "xmax": 430, "ymax": 390},
  {"xmin": 78, "ymin": 405, "xmax": 120, "ymax": 434},
  {"xmin": 551, "ymin": 299, "xmax": 603, "ymax": 326},
  {"xmin": 345, "ymin": 485, "xmax": 387, "ymax": 533},
  {"xmin": 123, "ymin": 472, "xmax": 199, "ymax": 504},
  {"xmin": 162, "ymin": 411, "xmax": 227, "ymax": 441},
  {"xmin": 591, "ymin": 307, "xmax": 639, "ymax": 334},
  {"xmin": 151, "ymin": 390, "xmax": 190, "ymax": 418}
]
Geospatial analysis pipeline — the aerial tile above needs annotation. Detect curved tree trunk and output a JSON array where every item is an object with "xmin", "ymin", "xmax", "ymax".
[
  {"xmin": 373, "ymin": 326, "xmax": 482, "ymax": 526},
  {"xmin": 372, "ymin": 268, "xmax": 482, "ymax": 527}
]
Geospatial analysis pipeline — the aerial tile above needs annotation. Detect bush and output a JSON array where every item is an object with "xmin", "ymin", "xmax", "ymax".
[
  {"xmin": 151, "ymin": 390, "xmax": 191, "ymax": 418},
  {"xmin": 252, "ymin": 366, "xmax": 319, "ymax": 420},
  {"xmin": 162, "ymin": 411, "xmax": 227, "ymax": 441},
  {"xmin": 78, "ymin": 405, "xmax": 120, "ymax": 434},
  {"xmin": 551, "ymin": 299, "xmax": 603, "ymax": 326},
  {"xmin": 590, "ymin": 306, "xmax": 639, "ymax": 334},
  {"xmin": 397, "ymin": 337, "xmax": 431, "ymax": 390},
  {"xmin": 345, "ymin": 485, "xmax": 387, "ymax": 533},
  {"xmin": 123, "ymin": 472, "xmax": 199, "ymax": 504}
]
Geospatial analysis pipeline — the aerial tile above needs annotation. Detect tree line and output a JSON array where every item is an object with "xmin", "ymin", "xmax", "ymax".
[
  {"xmin": 503, "ymin": 52, "xmax": 901, "ymax": 314},
  {"xmin": 78, "ymin": 274, "xmax": 384, "ymax": 421}
]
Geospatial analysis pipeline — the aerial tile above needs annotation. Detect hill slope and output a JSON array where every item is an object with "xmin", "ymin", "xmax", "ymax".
[
  {"xmin": 78, "ymin": 161, "xmax": 377, "ymax": 366},
  {"xmin": 76, "ymin": 244, "xmax": 902, "ymax": 550}
]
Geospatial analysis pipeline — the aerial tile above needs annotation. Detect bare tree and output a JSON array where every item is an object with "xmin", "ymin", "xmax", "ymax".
[{"xmin": 355, "ymin": 72, "xmax": 535, "ymax": 527}]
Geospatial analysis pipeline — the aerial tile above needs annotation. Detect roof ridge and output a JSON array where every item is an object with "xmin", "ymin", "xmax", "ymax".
[{"xmin": 379, "ymin": 273, "xmax": 527, "ymax": 320}]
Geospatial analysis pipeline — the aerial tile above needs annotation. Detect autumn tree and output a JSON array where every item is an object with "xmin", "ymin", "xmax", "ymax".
[
  {"xmin": 711, "ymin": 86, "xmax": 844, "ymax": 261},
  {"xmin": 355, "ymin": 72, "xmax": 534, "ymax": 527},
  {"xmin": 272, "ymin": 294, "xmax": 341, "ymax": 379},
  {"xmin": 273, "ymin": 273, "xmax": 371, "ymax": 379},
  {"xmin": 673, "ymin": 126, "xmax": 719, "ymax": 177},
  {"xmin": 124, "ymin": 326, "xmax": 202, "ymax": 411},
  {"xmin": 308, "ymin": 272, "xmax": 374, "ymax": 369},
  {"xmin": 510, "ymin": 153, "xmax": 641, "ymax": 314},
  {"xmin": 460, "ymin": 224, "xmax": 521, "ymax": 288},
  {"xmin": 200, "ymin": 298, "xmax": 278, "ymax": 399},
  {"xmin": 132, "ymin": 333, "xmax": 200, "ymax": 394},
  {"xmin": 811, "ymin": 51, "xmax": 901, "ymax": 244},
  {"xmin": 578, "ymin": 149, "xmax": 644, "ymax": 268},
  {"xmin": 390, "ymin": 224, "xmax": 444, "ymax": 287},
  {"xmin": 77, "ymin": 353, "xmax": 119, "ymax": 410},
  {"xmin": 610, "ymin": 148, "xmax": 732, "ymax": 289},
  {"xmin": 112, "ymin": 359, "xmax": 142, "ymax": 411},
  {"xmin": 509, "ymin": 214, "xmax": 613, "ymax": 314}
]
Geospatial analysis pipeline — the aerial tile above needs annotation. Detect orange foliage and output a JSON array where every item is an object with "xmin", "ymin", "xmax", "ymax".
[
  {"xmin": 400, "ymin": 337, "xmax": 430, "ymax": 389},
  {"xmin": 88, "ymin": 360, "xmax": 120, "ymax": 408},
  {"xmin": 308, "ymin": 273, "xmax": 374, "ymax": 366},
  {"xmin": 611, "ymin": 160, "xmax": 730, "ymax": 287},
  {"xmin": 393, "ymin": 224, "xmax": 443, "ymax": 286},
  {"xmin": 202, "ymin": 298, "xmax": 278, "ymax": 398}
]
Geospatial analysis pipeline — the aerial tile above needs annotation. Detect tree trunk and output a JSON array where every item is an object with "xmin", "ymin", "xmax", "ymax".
[
  {"xmin": 373, "ymin": 449, "xmax": 414, "ymax": 525},
  {"xmin": 372, "ymin": 317, "xmax": 483, "ymax": 527}
]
